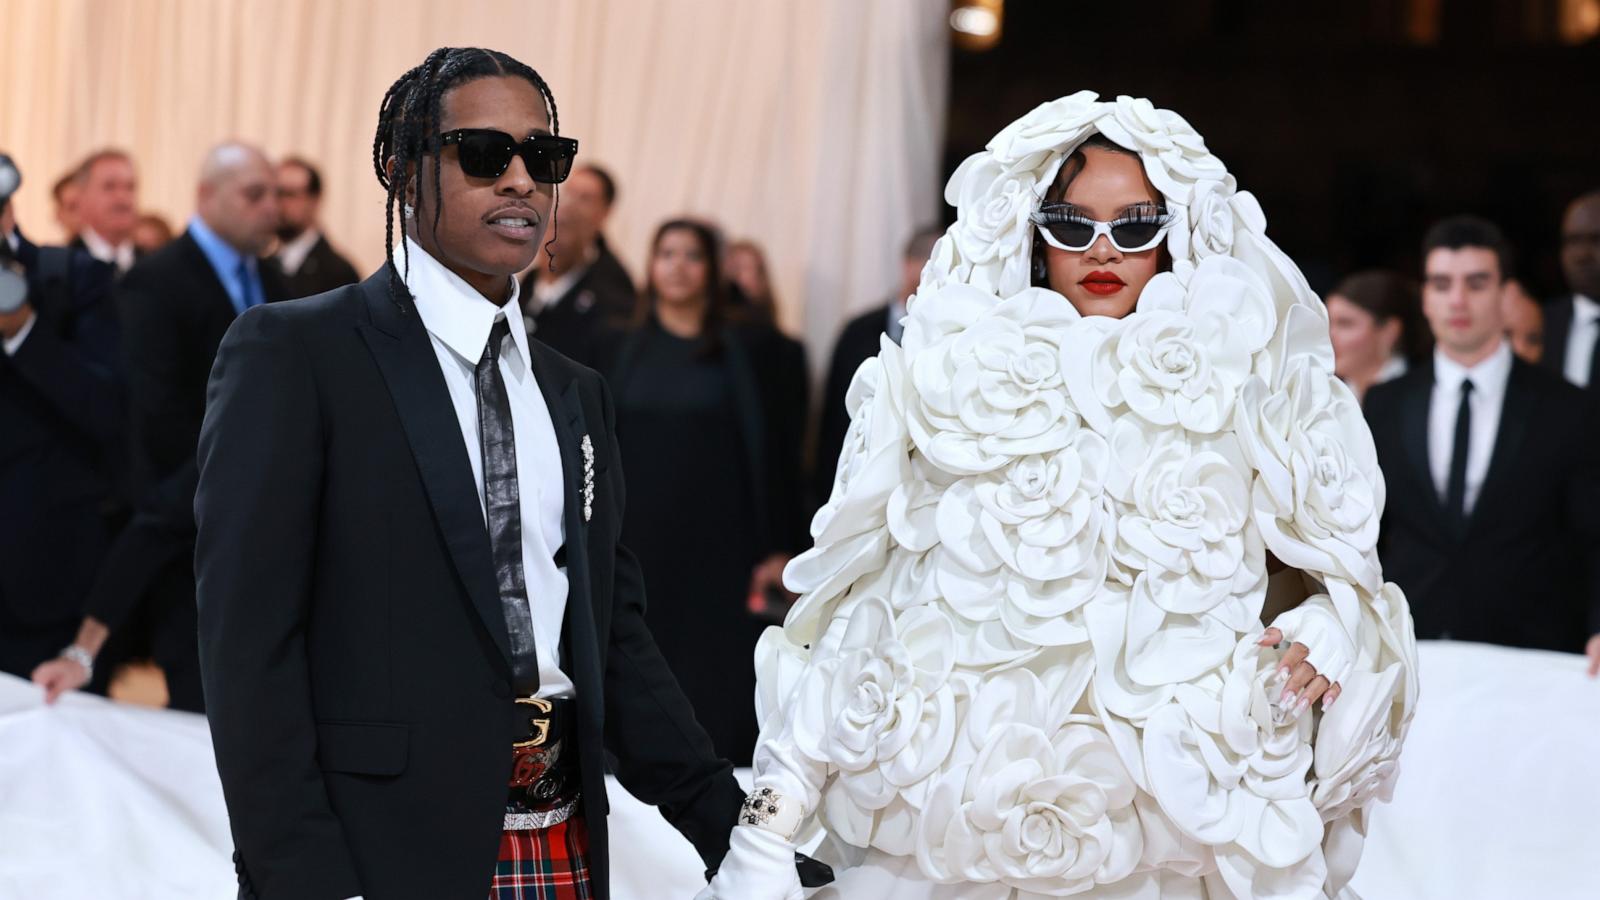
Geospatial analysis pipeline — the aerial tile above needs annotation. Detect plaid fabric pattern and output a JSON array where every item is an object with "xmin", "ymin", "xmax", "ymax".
[{"xmin": 488, "ymin": 814, "xmax": 594, "ymax": 900}]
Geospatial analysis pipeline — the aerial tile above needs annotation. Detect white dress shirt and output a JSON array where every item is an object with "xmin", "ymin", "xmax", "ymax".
[
  {"xmin": 1428, "ymin": 340, "xmax": 1513, "ymax": 516},
  {"xmin": 1562, "ymin": 294, "xmax": 1600, "ymax": 388},
  {"xmin": 402, "ymin": 237, "xmax": 575, "ymax": 699},
  {"xmin": 79, "ymin": 227, "xmax": 135, "ymax": 274},
  {"xmin": 275, "ymin": 227, "xmax": 321, "ymax": 277}
]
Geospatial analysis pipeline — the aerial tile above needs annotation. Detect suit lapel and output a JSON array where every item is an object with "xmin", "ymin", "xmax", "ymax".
[
  {"xmin": 176, "ymin": 233, "xmax": 244, "ymax": 322},
  {"xmin": 528, "ymin": 343, "xmax": 607, "ymax": 730},
  {"xmin": 357, "ymin": 271, "xmax": 512, "ymax": 666},
  {"xmin": 1466, "ymin": 360, "xmax": 1535, "ymax": 537}
]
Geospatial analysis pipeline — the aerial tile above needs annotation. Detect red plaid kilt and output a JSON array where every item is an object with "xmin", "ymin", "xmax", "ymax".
[{"xmin": 487, "ymin": 813, "xmax": 594, "ymax": 900}]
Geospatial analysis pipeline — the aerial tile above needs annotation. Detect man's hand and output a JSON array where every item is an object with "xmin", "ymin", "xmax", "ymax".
[
  {"xmin": 1259, "ymin": 628, "xmax": 1342, "ymax": 715},
  {"xmin": 32, "ymin": 655, "xmax": 90, "ymax": 704},
  {"xmin": 1586, "ymin": 634, "xmax": 1600, "ymax": 678},
  {"xmin": 0, "ymin": 302, "xmax": 35, "ymax": 342}
]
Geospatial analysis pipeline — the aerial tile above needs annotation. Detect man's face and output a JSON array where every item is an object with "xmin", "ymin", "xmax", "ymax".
[
  {"xmin": 407, "ymin": 75, "xmax": 555, "ymax": 299},
  {"xmin": 552, "ymin": 167, "xmax": 607, "ymax": 256},
  {"xmin": 202, "ymin": 153, "xmax": 280, "ymax": 257},
  {"xmin": 275, "ymin": 162, "xmax": 318, "ymax": 240},
  {"xmin": 1561, "ymin": 196, "xmax": 1600, "ymax": 300},
  {"xmin": 78, "ymin": 156, "xmax": 138, "ymax": 243},
  {"xmin": 1422, "ymin": 246, "xmax": 1504, "ymax": 359}
]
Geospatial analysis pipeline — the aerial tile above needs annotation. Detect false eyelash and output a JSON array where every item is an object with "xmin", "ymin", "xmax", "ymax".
[{"xmin": 1113, "ymin": 209, "xmax": 1174, "ymax": 227}]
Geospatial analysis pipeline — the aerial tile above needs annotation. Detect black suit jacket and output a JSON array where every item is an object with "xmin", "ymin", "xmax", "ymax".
[
  {"xmin": 521, "ymin": 242, "xmax": 635, "ymax": 367},
  {"xmin": 1366, "ymin": 357, "xmax": 1600, "ymax": 651},
  {"xmin": 0, "ymin": 236, "xmax": 122, "ymax": 629},
  {"xmin": 280, "ymin": 233, "xmax": 361, "ymax": 300},
  {"xmin": 1540, "ymin": 294, "xmax": 1593, "ymax": 387},
  {"xmin": 195, "ymin": 270, "xmax": 742, "ymax": 900},
  {"xmin": 815, "ymin": 303, "xmax": 893, "ymax": 512}
]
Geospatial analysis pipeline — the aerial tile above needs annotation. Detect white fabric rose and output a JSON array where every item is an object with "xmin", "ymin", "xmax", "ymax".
[
  {"xmin": 1142, "ymin": 638, "xmax": 1324, "ymax": 874},
  {"xmin": 918, "ymin": 670, "xmax": 1141, "ymax": 894},
  {"xmin": 794, "ymin": 597, "xmax": 961, "ymax": 854},
  {"xmin": 1114, "ymin": 438, "xmax": 1265, "ymax": 617},
  {"xmin": 1238, "ymin": 357, "xmax": 1384, "ymax": 594},
  {"xmin": 984, "ymin": 90, "xmax": 1100, "ymax": 164},
  {"xmin": 903, "ymin": 285, "xmax": 1084, "ymax": 475}
]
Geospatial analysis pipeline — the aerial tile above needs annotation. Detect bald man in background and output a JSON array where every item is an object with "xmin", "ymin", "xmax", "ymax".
[{"xmin": 47, "ymin": 143, "xmax": 284, "ymax": 712}]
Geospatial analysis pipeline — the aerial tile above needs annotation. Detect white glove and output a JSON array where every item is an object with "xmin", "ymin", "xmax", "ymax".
[
  {"xmin": 695, "ymin": 825, "xmax": 803, "ymax": 900},
  {"xmin": 1270, "ymin": 594, "xmax": 1356, "ymax": 689}
]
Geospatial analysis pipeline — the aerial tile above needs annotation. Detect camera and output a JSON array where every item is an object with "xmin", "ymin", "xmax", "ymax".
[{"xmin": 0, "ymin": 152, "xmax": 30, "ymax": 315}]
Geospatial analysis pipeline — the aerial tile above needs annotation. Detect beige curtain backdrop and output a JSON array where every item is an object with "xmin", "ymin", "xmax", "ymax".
[{"xmin": 0, "ymin": 0, "xmax": 948, "ymax": 361}]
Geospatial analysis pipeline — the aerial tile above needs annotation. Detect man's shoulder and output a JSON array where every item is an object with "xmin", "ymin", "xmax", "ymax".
[
  {"xmin": 1363, "ymin": 364, "xmax": 1427, "ymax": 423},
  {"xmin": 121, "ymin": 234, "xmax": 201, "ymax": 286}
]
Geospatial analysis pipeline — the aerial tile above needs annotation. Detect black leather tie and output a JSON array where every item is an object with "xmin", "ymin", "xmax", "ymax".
[
  {"xmin": 477, "ymin": 316, "xmax": 540, "ymax": 696},
  {"xmin": 1444, "ymin": 378, "xmax": 1475, "ymax": 524}
]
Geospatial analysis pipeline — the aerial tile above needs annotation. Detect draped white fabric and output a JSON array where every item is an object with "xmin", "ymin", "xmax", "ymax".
[
  {"xmin": 2, "ymin": 642, "xmax": 1597, "ymax": 898},
  {"xmin": 0, "ymin": 0, "xmax": 949, "ymax": 357}
]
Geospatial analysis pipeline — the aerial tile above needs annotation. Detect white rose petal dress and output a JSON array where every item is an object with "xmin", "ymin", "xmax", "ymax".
[{"xmin": 749, "ymin": 94, "xmax": 1419, "ymax": 899}]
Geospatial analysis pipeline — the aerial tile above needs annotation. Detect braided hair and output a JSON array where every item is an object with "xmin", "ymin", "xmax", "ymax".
[{"xmin": 372, "ymin": 46, "xmax": 560, "ymax": 308}]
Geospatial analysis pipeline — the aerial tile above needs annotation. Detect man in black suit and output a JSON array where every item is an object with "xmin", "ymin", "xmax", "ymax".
[
  {"xmin": 196, "ymin": 49, "xmax": 795, "ymax": 900},
  {"xmin": 519, "ymin": 163, "xmax": 635, "ymax": 365},
  {"xmin": 274, "ymin": 157, "xmax": 361, "ymax": 298},
  {"xmin": 69, "ymin": 141, "xmax": 285, "ymax": 713},
  {"xmin": 68, "ymin": 149, "xmax": 141, "ymax": 277},
  {"xmin": 0, "ymin": 156, "xmax": 123, "ymax": 682},
  {"xmin": 1366, "ymin": 216, "xmax": 1600, "ymax": 672},
  {"xmin": 1540, "ymin": 191, "xmax": 1600, "ymax": 389},
  {"xmin": 813, "ymin": 226, "xmax": 941, "ymax": 508}
]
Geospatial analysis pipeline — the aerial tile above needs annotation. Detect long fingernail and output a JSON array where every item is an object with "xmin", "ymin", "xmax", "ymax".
[
  {"xmin": 1279, "ymin": 687, "xmax": 1295, "ymax": 706},
  {"xmin": 1295, "ymin": 696, "xmax": 1311, "ymax": 718},
  {"xmin": 1323, "ymin": 694, "xmax": 1337, "ymax": 710}
]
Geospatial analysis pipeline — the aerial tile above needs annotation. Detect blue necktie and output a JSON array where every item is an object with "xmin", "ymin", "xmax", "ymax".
[{"xmin": 235, "ymin": 258, "xmax": 260, "ymax": 311}]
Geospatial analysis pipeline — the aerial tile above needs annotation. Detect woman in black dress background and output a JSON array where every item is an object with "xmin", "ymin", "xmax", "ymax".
[{"xmin": 598, "ymin": 219, "xmax": 805, "ymax": 765}]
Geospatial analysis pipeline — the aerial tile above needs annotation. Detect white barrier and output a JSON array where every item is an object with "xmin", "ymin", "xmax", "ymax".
[{"xmin": 2, "ymin": 641, "xmax": 1597, "ymax": 899}]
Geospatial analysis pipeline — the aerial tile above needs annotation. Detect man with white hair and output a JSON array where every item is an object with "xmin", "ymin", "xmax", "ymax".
[{"xmin": 34, "ymin": 142, "xmax": 284, "ymax": 713}]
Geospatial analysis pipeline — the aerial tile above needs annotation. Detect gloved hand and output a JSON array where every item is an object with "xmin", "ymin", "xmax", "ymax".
[{"xmin": 694, "ymin": 825, "xmax": 804, "ymax": 900}]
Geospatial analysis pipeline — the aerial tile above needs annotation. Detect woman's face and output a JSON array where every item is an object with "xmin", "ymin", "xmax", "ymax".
[
  {"xmin": 1042, "ymin": 146, "xmax": 1165, "ymax": 318},
  {"xmin": 408, "ymin": 75, "xmax": 555, "ymax": 301},
  {"xmin": 650, "ymin": 227, "xmax": 711, "ymax": 307},
  {"xmin": 726, "ymin": 246, "xmax": 769, "ymax": 303},
  {"xmin": 1326, "ymin": 294, "xmax": 1396, "ymax": 378}
]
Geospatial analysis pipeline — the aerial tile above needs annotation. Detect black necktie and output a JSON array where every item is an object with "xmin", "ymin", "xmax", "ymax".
[
  {"xmin": 1444, "ymin": 378, "xmax": 1475, "ymax": 523},
  {"xmin": 476, "ymin": 316, "xmax": 540, "ymax": 696}
]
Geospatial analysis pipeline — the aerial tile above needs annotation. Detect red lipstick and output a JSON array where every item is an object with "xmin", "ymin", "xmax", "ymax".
[{"xmin": 1080, "ymin": 270, "xmax": 1126, "ymax": 297}]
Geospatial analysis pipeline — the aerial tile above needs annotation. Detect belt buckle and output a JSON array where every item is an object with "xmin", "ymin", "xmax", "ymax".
[{"xmin": 514, "ymin": 696, "xmax": 553, "ymax": 749}]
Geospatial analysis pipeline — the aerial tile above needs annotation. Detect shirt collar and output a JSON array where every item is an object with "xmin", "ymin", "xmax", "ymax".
[
  {"xmin": 1575, "ymin": 294, "xmax": 1600, "ymax": 322},
  {"xmin": 187, "ymin": 216, "xmax": 253, "ymax": 282},
  {"xmin": 1434, "ymin": 339, "xmax": 1512, "ymax": 397},
  {"xmin": 277, "ymin": 227, "xmax": 322, "ymax": 275},
  {"xmin": 402, "ymin": 237, "xmax": 530, "ymax": 377},
  {"xmin": 80, "ymin": 227, "xmax": 134, "ymax": 268}
]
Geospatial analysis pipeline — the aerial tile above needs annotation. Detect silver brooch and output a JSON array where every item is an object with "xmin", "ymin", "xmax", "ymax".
[
  {"xmin": 740, "ymin": 786, "xmax": 782, "ymax": 826},
  {"xmin": 581, "ymin": 435, "xmax": 595, "ymax": 522}
]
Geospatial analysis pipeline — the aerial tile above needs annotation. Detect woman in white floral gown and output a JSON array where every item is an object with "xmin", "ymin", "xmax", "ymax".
[{"xmin": 702, "ymin": 94, "xmax": 1419, "ymax": 900}]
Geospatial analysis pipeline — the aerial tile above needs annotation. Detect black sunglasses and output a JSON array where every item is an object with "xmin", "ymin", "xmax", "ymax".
[{"xmin": 439, "ymin": 129, "xmax": 579, "ymax": 183}]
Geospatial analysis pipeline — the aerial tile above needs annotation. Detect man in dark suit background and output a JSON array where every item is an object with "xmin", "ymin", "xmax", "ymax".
[
  {"xmin": 1366, "ymin": 215, "xmax": 1600, "ymax": 672},
  {"xmin": 519, "ymin": 163, "xmax": 634, "ymax": 365},
  {"xmin": 70, "ymin": 141, "xmax": 285, "ymax": 713},
  {"xmin": 813, "ymin": 226, "xmax": 941, "ymax": 509},
  {"xmin": 67, "ymin": 148, "xmax": 142, "ymax": 277},
  {"xmin": 1540, "ymin": 191, "xmax": 1600, "ymax": 390},
  {"xmin": 274, "ymin": 157, "xmax": 361, "ymax": 299},
  {"xmin": 0, "ymin": 154, "xmax": 123, "ymax": 682}
]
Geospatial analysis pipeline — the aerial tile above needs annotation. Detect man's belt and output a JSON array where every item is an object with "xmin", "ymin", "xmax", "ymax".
[{"xmin": 506, "ymin": 695, "xmax": 580, "ymax": 830}]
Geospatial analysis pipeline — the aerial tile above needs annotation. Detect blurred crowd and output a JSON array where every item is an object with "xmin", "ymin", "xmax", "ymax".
[{"xmin": 2, "ymin": 140, "xmax": 1597, "ymax": 766}]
